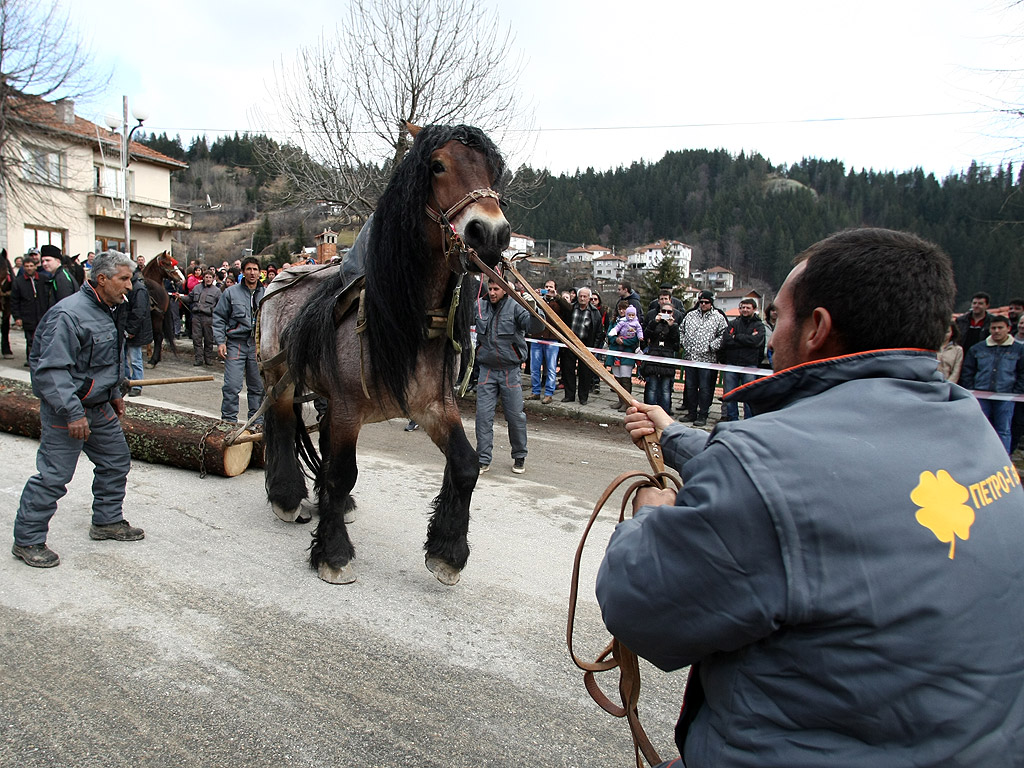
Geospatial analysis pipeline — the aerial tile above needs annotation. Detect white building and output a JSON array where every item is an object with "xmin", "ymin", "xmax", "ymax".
[
  {"xmin": 704, "ymin": 265, "xmax": 735, "ymax": 293},
  {"xmin": 2, "ymin": 94, "xmax": 191, "ymax": 259},
  {"xmin": 592, "ymin": 254, "xmax": 627, "ymax": 281},
  {"xmin": 629, "ymin": 239, "xmax": 692, "ymax": 278},
  {"xmin": 503, "ymin": 231, "xmax": 536, "ymax": 261},
  {"xmin": 565, "ymin": 244, "xmax": 611, "ymax": 264}
]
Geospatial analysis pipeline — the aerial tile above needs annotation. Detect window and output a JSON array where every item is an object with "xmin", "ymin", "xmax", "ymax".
[
  {"xmin": 94, "ymin": 165, "xmax": 123, "ymax": 198},
  {"xmin": 23, "ymin": 145, "xmax": 63, "ymax": 185},
  {"xmin": 24, "ymin": 227, "xmax": 65, "ymax": 253},
  {"xmin": 95, "ymin": 236, "xmax": 135, "ymax": 257}
]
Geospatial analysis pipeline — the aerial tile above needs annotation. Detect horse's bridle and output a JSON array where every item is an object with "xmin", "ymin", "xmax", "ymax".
[{"xmin": 425, "ymin": 187, "xmax": 501, "ymax": 275}]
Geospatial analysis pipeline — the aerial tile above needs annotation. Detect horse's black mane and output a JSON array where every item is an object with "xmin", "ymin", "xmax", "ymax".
[{"xmin": 286, "ymin": 124, "xmax": 505, "ymax": 413}]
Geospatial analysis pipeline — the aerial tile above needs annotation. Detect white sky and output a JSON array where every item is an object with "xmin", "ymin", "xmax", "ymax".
[{"xmin": 63, "ymin": 0, "xmax": 1023, "ymax": 178}]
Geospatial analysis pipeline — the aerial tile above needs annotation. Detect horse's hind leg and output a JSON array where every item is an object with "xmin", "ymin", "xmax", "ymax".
[
  {"xmin": 264, "ymin": 395, "xmax": 310, "ymax": 524},
  {"xmin": 423, "ymin": 419, "xmax": 477, "ymax": 586},
  {"xmin": 309, "ymin": 412, "xmax": 358, "ymax": 584}
]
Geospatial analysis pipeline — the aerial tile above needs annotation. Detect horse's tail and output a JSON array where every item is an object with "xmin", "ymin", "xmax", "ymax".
[
  {"xmin": 294, "ymin": 398, "xmax": 322, "ymax": 480},
  {"xmin": 282, "ymin": 271, "xmax": 345, "ymax": 397}
]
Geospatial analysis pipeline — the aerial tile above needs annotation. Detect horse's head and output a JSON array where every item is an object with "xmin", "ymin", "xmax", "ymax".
[
  {"xmin": 406, "ymin": 122, "xmax": 510, "ymax": 271},
  {"xmin": 152, "ymin": 251, "xmax": 185, "ymax": 284}
]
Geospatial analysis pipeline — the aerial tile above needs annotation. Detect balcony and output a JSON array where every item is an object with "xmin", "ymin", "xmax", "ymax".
[{"xmin": 87, "ymin": 194, "xmax": 192, "ymax": 231}]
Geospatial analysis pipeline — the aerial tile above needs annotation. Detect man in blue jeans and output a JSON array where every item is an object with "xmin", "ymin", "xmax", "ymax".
[
  {"xmin": 526, "ymin": 279, "xmax": 571, "ymax": 404},
  {"xmin": 720, "ymin": 298, "xmax": 766, "ymax": 421},
  {"xmin": 213, "ymin": 257, "xmax": 265, "ymax": 424},
  {"xmin": 474, "ymin": 276, "xmax": 530, "ymax": 474},
  {"xmin": 960, "ymin": 314, "xmax": 1024, "ymax": 453}
]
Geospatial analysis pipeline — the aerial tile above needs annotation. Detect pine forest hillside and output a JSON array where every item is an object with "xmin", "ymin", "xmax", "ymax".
[
  {"xmin": 511, "ymin": 153, "xmax": 1024, "ymax": 310},
  {"xmin": 142, "ymin": 132, "xmax": 1024, "ymax": 310}
]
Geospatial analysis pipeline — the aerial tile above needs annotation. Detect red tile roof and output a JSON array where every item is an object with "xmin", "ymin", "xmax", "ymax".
[{"xmin": 10, "ymin": 93, "xmax": 187, "ymax": 169}]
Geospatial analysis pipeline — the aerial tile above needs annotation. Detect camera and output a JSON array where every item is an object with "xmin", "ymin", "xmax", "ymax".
[{"xmin": 539, "ymin": 288, "xmax": 548, "ymax": 296}]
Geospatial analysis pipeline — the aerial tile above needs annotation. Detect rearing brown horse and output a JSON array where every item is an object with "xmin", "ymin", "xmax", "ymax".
[{"xmin": 258, "ymin": 123, "xmax": 510, "ymax": 585}]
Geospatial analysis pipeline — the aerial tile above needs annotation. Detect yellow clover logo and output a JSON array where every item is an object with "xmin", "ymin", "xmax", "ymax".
[{"xmin": 911, "ymin": 470, "xmax": 975, "ymax": 559}]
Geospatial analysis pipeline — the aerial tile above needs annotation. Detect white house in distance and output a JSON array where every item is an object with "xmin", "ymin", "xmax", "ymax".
[
  {"xmin": 1, "ymin": 94, "xmax": 190, "ymax": 259},
  {"xmin": 503, "ymin": 231, "xmax": 535, "ymax": 260},
  {"xmin": 627, "ymin": 239, "xmax": 692, "ymax": 277},
  {"xmin": 592, "ymin": 253, "xmax": 627, "ymax": 281},
  {"xmin": 702, "ymin": 265, "xmax": 735, "ymax": 293},
  {"xmin": 565, "ymin": 243, "xmax": 612, "ymax": 264}
]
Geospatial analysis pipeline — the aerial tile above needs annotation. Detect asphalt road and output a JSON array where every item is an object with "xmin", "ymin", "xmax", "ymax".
[{"xmin": 0, "ymin": 338, "xmax": 685, "ymax": 768}]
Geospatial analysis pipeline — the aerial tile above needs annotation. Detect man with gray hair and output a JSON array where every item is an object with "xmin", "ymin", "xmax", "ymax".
[
  {"xmin": 12, "ymin": 250, "xmax": 144, "ymax": 569},
  {"xmin": 562, "ymin": 286, "xmax": 603, "ymax": 405}
]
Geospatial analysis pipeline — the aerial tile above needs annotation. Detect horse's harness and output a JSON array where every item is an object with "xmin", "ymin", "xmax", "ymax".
[{"xmin": 235, "ymin": 188, "xmax": 500, "ymax": 442}]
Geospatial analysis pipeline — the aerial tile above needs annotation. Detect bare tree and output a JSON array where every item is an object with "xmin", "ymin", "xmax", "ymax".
[
  {"xmin": 0, "ymin": 0, "xmax": 106, "ymax": 201},
  {"xmin": 256, "ymin": 0, "xmax": 533, "ymax": 217}
]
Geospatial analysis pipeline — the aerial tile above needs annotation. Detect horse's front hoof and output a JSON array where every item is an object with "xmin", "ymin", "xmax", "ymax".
[
  {"xmin": 318, "ymin": 562, "xmax": 357, "ymax": 584},
  {"xmin": 272, "ymin": 503, "xmax": 310, "ymax": 524},
  {"xmin": 425, "ymin": 556, "xmax": 461, "ymax": 586}
]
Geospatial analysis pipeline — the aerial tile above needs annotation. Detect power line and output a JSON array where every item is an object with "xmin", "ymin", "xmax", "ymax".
[{"xmin": 130, "ymin": 109, "xmax": 1001, "ymax": 139}]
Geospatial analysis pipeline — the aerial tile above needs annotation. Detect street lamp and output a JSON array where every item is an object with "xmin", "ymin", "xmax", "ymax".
[{"xmin": 104, "ymin": 96, "xmax": 147, "ymax": 255}]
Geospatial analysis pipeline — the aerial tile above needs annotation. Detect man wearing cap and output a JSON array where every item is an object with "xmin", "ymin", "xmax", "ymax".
[
  {"xmin": 679, "ymin": 289, "xmax": 727, "ymax": 426},
  {"xmin": 12, "ymin": 250, "xmax": 144, "ymax": 568},
  {"xmin": 38, "ymin": 244, "xmax": 79, "ymax": 309}
]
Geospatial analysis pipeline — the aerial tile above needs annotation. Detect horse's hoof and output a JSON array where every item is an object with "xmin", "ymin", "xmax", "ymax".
[
  {"xmin": 318, "ymin": 562, "xmax": 356, "ymax": 584},
  {"xmin": 425, "ymin": 556, "xmax": 461, "ymax": 586},
  {"xmin": 272, "ymin": 503, "xmax": 310, "ymax": 524}
]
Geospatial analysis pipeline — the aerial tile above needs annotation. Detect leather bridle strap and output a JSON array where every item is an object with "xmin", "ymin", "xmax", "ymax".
[
  {"xmin": 425, "ymin": 188, "xmax": 500, "ymax": 226},
  {"xmin": 567, "ymin": 470, "xmax": 681, "ymax": 767}
]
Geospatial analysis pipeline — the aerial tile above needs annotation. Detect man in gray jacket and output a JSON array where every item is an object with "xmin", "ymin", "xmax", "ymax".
[
  {"xmin": 474, "ymin": 276, "xmax": 530, "ymax": 474},
  {"xmin": 603, "ymin": 228, "xmax": 1024, "ymax": 767},
  {"xmin": 12, "ymin": 251, "xmax": 143, "ymax": 568},
  {"xmin": 188, "ymin": 270, "xmax": 222, "ymax": 366},
  {"xmin": 213, "ymin": 256, "xmax": 265, "ymax": 424}
]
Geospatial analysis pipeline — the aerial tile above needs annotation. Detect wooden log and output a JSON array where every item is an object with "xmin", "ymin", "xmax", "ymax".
[{"xmin": 0, "ymin": 377, "xmax": 252, "ymax": 477}]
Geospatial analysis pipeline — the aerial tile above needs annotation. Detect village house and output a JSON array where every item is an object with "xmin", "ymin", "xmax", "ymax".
[
  {"xmin": 627, "ymin": 239, "xmax": 692, "ymax": 277},
  {"xmin": 699, "ymin": 265, "xmax": 735, "ymax": 293},
  {"xmin": 565, "ymin": 244, "xmax": 611, "ymax": 264},
  {"xmin": 592, "ymin": 253, "xmax": 627, "ymax": 281},
  {"xmin": 1, "ymin": 94, "xmax": 191, "ymax": 259},
  {"xmin": 503, "ymin": 231, "xmax": 536, "ymax": 261}
]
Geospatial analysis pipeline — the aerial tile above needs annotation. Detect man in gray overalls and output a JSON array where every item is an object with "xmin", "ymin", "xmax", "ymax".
[{"xmin": 12, "ymin": 251, "xmax": 144, "ymax": 568}]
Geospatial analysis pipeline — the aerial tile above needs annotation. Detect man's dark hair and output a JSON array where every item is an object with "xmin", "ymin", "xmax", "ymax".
[
  {"xmin": 740, "ymin": 298, "xmax": 757, "ymax": 308},
  {"xmin": 1010, "ymin": 298, "xmax": 1024, "ymax": 308},
  {"xmin": 659, "ymin": 288, "xmax": 672, "ymax": 297},
  {"xmin": 619, "ymin": 281, "xmax": 632, "ymax": 292},
  {"xmin": 792, "ymin": 228, "xmax": 955, "ymax": 353},
  {"xmin": 241, "ymin": 256, "xmax": 260, "ymax": 270},
  {"xmin": 972, "ymin": 292, "xmax": 991, "ymax": 304},
  {"xmin": 989, "ymin": 315, "xmax": 1011, "ymax": 328}
]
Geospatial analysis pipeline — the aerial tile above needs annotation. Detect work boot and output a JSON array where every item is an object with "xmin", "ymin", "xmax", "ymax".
[
  {"xmin": 11, "ymin": 542, "xmax": 60, "ymax": 568},
  {"xmin": 89, "ymin": 520, "xmax": 145, "ymax": 542}
]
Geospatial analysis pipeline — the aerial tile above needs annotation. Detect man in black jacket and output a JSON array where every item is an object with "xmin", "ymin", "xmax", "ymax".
[
  {"xmin": 10, "ymin": 257, "xmax": 47, "ymax": 366},
  {"xmin": 562, "ymin": 286, "xmax": 603, "ymax": 405},
  {"xmin": 123, "ymin": 265, "xmax": 153, "ymax": 396},
  {"xmin": 720, "ymin": 298, "xmax": 766, "ymax": 421},
  {"xmin": 38, "ymin": 245, "xmax": 79, "ymax": 309}
]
